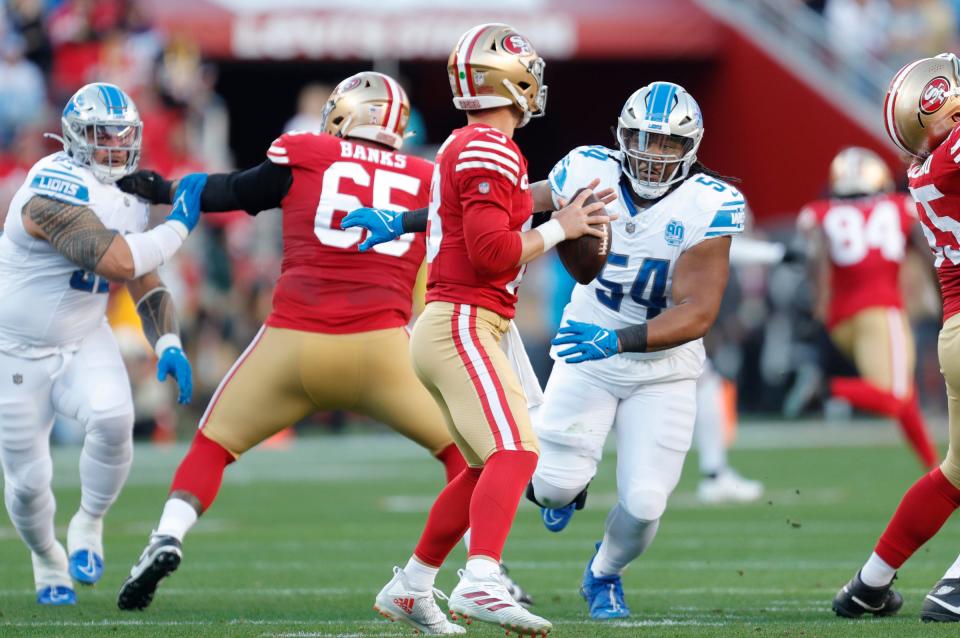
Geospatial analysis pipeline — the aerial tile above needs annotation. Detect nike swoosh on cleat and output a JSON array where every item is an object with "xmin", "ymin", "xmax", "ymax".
[
  {"xmin": 49, "ymin": 589, "xmax": 72, "ymax": 603},
  {"xmin": 78, "ymin": 553, "xmax": 98, "ymax": 577},
  {"xmin": 926, "ymin": 594, "xmax": 960, "ymax": 615},
  {"xmin": 851, "ymin": 594, "xmax": 885, "ymax": 612}
]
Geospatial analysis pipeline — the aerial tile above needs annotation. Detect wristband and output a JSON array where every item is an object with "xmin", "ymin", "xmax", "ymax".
[
  {"xmin": 534, "ymin": 218, "xmax": 566, "ymax": 252},
  {"xmin": 154, "ymin": 333, "xmax": 183, "ymax": 358},
  {"xmin": 616, "ymin": 322, "xmax": 647, "ymax": 353}
]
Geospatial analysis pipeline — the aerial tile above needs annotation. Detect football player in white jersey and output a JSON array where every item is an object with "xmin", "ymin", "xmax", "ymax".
[
  {"xmin": 343, "ymin": 81, "xmax": 742, "ymax": 621},
  {"xmin": 0, "ymin": 82, "xmax": 203, "ymax": 605},
  {"xmin": 525, "ymin": 81, "xmax": 743, "ymax": 619}
]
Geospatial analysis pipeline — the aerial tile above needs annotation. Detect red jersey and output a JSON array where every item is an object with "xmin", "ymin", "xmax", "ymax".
[
  {"xmin": 798, "ymin": 192, "xmax": 916, "ymax": 328},
  {"xmin": 264, "ymin": 131, "xmax": 433, "ymax": 333},
  {"xmin": 424, "ymin": 124, "xmax": 533, "ymax": 318},
  {"xmin": 908, "ymin": 125, "xmax": 960, "ymax": 321}
]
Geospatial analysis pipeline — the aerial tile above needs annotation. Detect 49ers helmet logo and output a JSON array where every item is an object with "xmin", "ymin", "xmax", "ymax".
[
  {"xmin": 920, "ymin": 76, "xmax": 951, "ymax": 114},
  {"xmin": 340, "ymin": 76, "xmax": 363, "ymax": 93},
  {"xmin": 502, "ymin": 33, "xmax": 533, "ymax": 55}
]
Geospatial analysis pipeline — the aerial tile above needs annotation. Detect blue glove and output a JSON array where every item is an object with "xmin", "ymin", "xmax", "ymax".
[
  {"xmin": 552, "ymin": 320, "xmax": 620, "ymax": 364},
  {"xmin": 340, "ymin": 207, "xmax": 405, "ymax": 252},
  {"xmin": 165, "ymin": 173, "xmax": 208, "ymax": 233},
  {"xmin": 157, "ymin": 346, "xmax": 193, "ymax": 404}
]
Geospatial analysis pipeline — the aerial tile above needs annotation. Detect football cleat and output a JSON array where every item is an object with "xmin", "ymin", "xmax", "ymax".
[
  {"xmin": 580, "ymin": 543, "xmax": 630, "ymax": 619},
  {"xmin": 33, "ymin": 543, "xmax": 76, "ymax": 605},
  {"xmin": 697, "ymin": 468, "xmax": 764, "ymax": 505},
  {"xmin": 921, "ymin": 578, "xmax": 960, "ymax": 622},
  {"xmin": 832, "ymin": 571, "xmax": 903, "ymax": 618},
  {"xmin": 449, "ymin": 568, "xmax": 552, "ymax": 636},
  {"xmin": 67, "ymin": 508, "xmax": 105, "ymax": 584},
  {"xmin": 117, "ymin": 534, "xmax": 181, "ymax": 611},
  {"xmin": 541, "ymin": 503, "xmax": 576, "ymax": 533},
  {"xmin": 373, "ymin": 566, "xmax": 465, "ymax": 635},
  {"xmin": 37, "ymin": 585, "xmax": 77, "ymax": 606},
  {"xmin": 500, "ymin": 563, "xmax": 534, "ymax": 607},
  {"xmin": 69, "ymin": 549, "xmax": 104, "ymax": 585}
]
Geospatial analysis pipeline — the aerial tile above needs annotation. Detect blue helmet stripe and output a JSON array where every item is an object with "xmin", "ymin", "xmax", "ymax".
[
  {"xmin": 646, "ymin": 82, "xmax": 676, "ymax": 123},
  {"xmin": 660, "ymin": 84, "xmax": 677, "ymax": 123},
  {"xmin": 98, "ymin": 84, "xmax": 126, "ymax": 116}
]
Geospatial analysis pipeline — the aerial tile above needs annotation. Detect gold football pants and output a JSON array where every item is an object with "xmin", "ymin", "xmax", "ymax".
[
  {"xmin": 938, "ymin": 313, "xmax": 960, "ymax": 487},
  {"xmin": 830, "ymin": 307, "xmax": 915, "ymax": 398},
  {"xmin": 410, "ymin": 302, "xmax": 538, "ymax": 467},
  {"xmin": 199, "ymin": 325, "xmax": 454, "ymax": 457}
]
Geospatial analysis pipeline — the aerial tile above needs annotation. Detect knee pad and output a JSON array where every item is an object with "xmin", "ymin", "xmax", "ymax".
[
  {"xmin": 531, "ymin": 438, "xmax": 598, "ymax": 494},
  {"xmin": 621, "ymin": 487, "xmax": 668, "ymax": 522},
  {"xmin": 83, "ymin": 405, "xmax": 134, "ymax": 448},
  {"xmin": 527, "ymin": 475, "xmax": 590, "ymax": 510},
  {"xmin": 5, "ymin": 455, "xmax": 52, "ymax": 504}
]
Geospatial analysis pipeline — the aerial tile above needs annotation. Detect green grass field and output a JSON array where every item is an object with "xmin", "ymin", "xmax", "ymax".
[{"xmin": 2, "ymin": 421, "xmax": 960, "ymax": 637}]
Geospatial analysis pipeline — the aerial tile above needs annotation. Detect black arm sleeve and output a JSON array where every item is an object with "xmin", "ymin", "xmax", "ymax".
[
  {"xmin": 200, "ymin": 160, "xmax": 293, "ymax": 216},
  {"xmin": 615, "ymin": 322, "xmax": 648, "ymax": 354},
  {"xmin": 401, "ymin": 209, "xmax": 429, "ymax": 233}
]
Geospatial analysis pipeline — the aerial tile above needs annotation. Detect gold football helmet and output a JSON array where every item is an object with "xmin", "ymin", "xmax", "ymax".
[
  {"xmin": 447, "ymin": 23, "xmax": 547, "ymax": 127},
  {"xmin": 322, "ymin": 71, "xmax": 410, "ymax": 150},
  {"xmin": 828, "ymin": 147, "xmax": 894, "ymax": 197},
  {"xmin": 884, "ymin": 53, "xmax": 960, "ymax": 158}
]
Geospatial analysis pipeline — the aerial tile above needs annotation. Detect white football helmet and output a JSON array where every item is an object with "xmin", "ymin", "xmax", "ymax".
[
  {"xmin": 57, "ymin": 82, "xmax": 142, "ymax": 184},
  {"xmin": 617, "ymin": 82, "xmax": 704, "ymax": 199}
]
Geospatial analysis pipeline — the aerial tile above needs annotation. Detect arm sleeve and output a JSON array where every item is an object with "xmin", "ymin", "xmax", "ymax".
[
  {"xmin": 459, "ymin": 173, "xmax": 523, "ymax": 275},
  {"xmin": 401, "ymin": 209, "xmax": 429, "ymax": 233},
  {"xmin": 200, "ymin": 160, "xmax": 292, "ymax": 215}
]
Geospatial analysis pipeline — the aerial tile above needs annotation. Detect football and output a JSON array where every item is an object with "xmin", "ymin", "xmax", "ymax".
[{"xmin": 556, "ymin": 187, "xmax": 611, "ymax": 285}]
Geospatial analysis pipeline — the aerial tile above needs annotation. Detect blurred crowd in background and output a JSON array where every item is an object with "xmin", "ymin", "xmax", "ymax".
[{"xmin": 0, "ymin": 0, "xmax": 952, "ymax": 442}]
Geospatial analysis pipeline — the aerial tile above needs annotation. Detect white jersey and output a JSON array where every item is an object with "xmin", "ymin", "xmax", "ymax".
[
  {"xmin": 0, "ymin": 152, "xmax": 149, "ymax": 357},
  {"xmin": 547, "ymin": 145, "xmax": 744, "ymax": 374}
]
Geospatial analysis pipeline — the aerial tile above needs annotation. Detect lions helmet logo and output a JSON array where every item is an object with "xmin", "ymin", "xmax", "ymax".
[
  {"xmin": 502, "ymin": 33, "xmax": 533, "ymax": 56},
  {"xmin": 920, "ymin": 76, "xmax": 951, "ymax": 114}
]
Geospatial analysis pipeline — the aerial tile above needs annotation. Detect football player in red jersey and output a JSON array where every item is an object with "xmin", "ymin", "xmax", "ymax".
[
  {"xmin": 797, "ymin": 146, "xmax": 938, "ymax": 468},
  {"xmin": 110, "ymin": 72, "xmax": 500, "ymax": 622},
  {"xmin": 346, "ymin": 24, "xmax": 611, "ymax": 636},
  {"xmin": 833, "ymin": 53, "xmax": 960, "ymax": 622}
]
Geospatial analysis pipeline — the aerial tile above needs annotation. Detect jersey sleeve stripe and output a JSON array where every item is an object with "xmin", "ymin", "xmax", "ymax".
[
  {"xmin": 267, "ymin": 154, "xmax": 290, "ymax": 165},
  {"xmin": 454, "ymin": 161, "xmax": 518, "ymax": 185},
  {"xmin": 267, "ymin": 145, "xmax": 287, "ymax": 155},
  {"xmin": 465, "ymin": 140, "xmax": 519, "ymax": 162},
  {"xmin": 456, "ymin": 150, "xmax": 520, "ymax": 173}
]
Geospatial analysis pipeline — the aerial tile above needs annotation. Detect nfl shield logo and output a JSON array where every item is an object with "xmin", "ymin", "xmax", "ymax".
[
  {"xmin": 13, "ymin": 373, "xmax": 22, "ymax": 385},
  {"xmin": 665, "ymin": 219, "xmax": 684, "ymax": 246}
]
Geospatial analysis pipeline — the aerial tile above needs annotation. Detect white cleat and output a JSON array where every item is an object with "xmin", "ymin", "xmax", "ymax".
[
  {"xmin": 697, "ymin": 468, "xmax": 764, "ymax": 505},
  {"xmin": 449, "ymin": 569, "xmax": 552, "ymax": 636},
  {"xmin": 374, "ymin": 566, "xmax": 466, "ymax": 635}
]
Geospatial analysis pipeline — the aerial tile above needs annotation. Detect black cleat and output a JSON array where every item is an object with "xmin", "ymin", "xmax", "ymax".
[
  {"xmin": 833, "ymin": 571, "xmax": 903, "ymax": 618},
  {"xmin": 500, "ymin": 563, "xmax": 534, "ymax": 607},
  {"xmin": 921, "ymin": 578, "xmax": 960, "ymax": 622},
  {"xmin": 117, "ymin": 535, "xmax": 182, "ymax": 611}
]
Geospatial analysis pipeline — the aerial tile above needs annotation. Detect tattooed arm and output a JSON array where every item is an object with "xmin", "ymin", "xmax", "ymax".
[
  {"xmin": 127, "ymin": 271, "xmax": 179, "ymax": 351},
  {"xmin": 22, "ymin": 195, "xmax": 136, "ymax": 280}
]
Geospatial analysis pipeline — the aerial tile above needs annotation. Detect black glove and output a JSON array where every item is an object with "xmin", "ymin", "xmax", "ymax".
[{"xmin": 117, "ymin": 170, "xmax": 174, "ymax": 205}]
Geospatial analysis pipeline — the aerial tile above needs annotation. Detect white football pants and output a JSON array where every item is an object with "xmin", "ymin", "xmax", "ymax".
[
  {"xmin": 0, "ymin": 323, "xmax": 134, "ymax": 557},
  {"xmin": 532, "ymin": 356, "xmax": 698, "ymax": 522},
  {"xmin": 694, "ymin": 361, "xmax": 728, "ymax": 476}
]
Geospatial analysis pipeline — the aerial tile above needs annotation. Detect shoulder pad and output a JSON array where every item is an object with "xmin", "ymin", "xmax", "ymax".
[
  {"xmin": 549, "ymin": 146, "xmax": 620, "ymax": 199},
  {"xmin": 267, "ymin": 130, "xmax": 337, "ymax": 167},
  {"xmin": 28, "ymin": 157, "xmax": 91, "ymax": 207}
]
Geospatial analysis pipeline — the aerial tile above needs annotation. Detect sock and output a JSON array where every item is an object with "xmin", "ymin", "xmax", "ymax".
[
  {"xmin": 79, "ymin": 424, "xmax": 133, "ymax": 516},
  {"xmin": 591, "ymin": 504, "xmax": 660, "ymax": 577},
  {"xmin": 897, "ymin": 396, "xmax": 939, "ymax": 468},
  {"xmin": 413, "ymin": 467, "xmax": 482, "ymax": 567},
  {"xmin": 467, "ymin": 450, "xmax": 539, "ymax": 562},
  {"xmin": 436, "ymin": 443, "xmax": 468, "ymax": 484},
  {"xmin": 465, "ymin": 555, "xmax": 500, "ymax": 580},
  {"xmin": 403, "ymin": 555, "xmax": 439, "ymax": 591},
  {"xmin": 169, "ymin": 430, "xmax": 236, "ymax": 512},
  {"xmin": 67, "ymin": 507, "xmax": 104, "ymax": 556},
  {"xmin": 831, "ymin": 379, "xmax": 939, "ymax": 468},
  {"xmin": 4, "ymin": 481, "xmax": 57, "ymax": 557},
  {"xmin": 943, "ymin": 553, "xmax": 960, "ymax": 580},
  {"xmin": 695, "ymin": 370, "xmax": 727, "ymax": 476},
  {"xmin": 874, "ymin": 468, "xmax": 960, "ymax": 568},
  {"xmin": 155, "ymin": 498, "xmax": 199, "ymax": 541},
  {"xmin": 861, "ymin": 552, "xmax": 897, "ymax": 587},
  {"xmin": 461, "ymin": 529, "xmax": 471, "ymax": 553}
]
